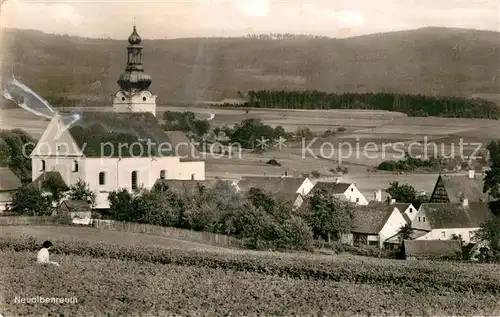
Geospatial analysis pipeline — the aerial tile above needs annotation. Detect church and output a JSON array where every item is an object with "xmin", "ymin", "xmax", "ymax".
[{"xmin": 30, "ymin": 25, "xmax": 205, "ymax": 209}]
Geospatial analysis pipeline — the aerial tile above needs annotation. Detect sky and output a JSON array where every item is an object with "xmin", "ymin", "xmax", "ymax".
[{"xmin": 0, "ymin": 0, "xmax": 499, "ymax": 39}]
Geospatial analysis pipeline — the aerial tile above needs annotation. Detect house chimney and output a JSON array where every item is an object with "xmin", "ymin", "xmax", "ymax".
[
  {"xmin": 468, "ymin": 170, "xmax": 475, "ymax": 179},
  {"xmin": 374, "ymin": 189, "xmax": 382, "ymax": 202},
  {"xmin": 335, "ymin": 178, "xmax": 340, "ymax": 184},
  {"xmin": 390, "ymin": 198, "xmax": 396, "ymax": 205}
]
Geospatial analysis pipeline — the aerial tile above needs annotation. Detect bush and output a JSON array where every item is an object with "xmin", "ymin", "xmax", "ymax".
[
  {"xmin": 266, "ymin": 159, "xmax": 281, "ymax": 166},
  {"xmin": 310, "ymin": 170, "xmax": 321, "ymax": 178}
]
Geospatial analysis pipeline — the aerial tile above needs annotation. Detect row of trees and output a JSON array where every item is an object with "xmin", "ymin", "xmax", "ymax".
[
  {"xmin": 242, "ymin": 33, "xmax": 331, "ymax": 40},
  {"xmin": 229, "ymin": 90, "xmax": 500, "ymax": 119},
  {"xmin": 377, "ymin": 152, "xmax": 440, "ymax": 173},
  {"xmin": 162, "ymin": 111, "xmax": 297, "ymax": 151},
  {"xmin": 8, "ymin": 178, "xmax": 96, "ymax": 216}
]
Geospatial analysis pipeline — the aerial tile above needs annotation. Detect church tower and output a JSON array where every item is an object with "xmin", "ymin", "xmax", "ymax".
[{"xmin": 112, "ymin": 25, "xmax": 157, "ymax": 117}]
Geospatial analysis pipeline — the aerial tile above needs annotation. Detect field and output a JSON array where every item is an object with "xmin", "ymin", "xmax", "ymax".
[{"xmin": 1, "ymin": 228, "xmax": 500, "ymax": 316}]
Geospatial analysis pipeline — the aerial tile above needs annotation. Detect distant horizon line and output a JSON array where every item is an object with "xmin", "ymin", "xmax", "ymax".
[{"xmin": 2, "ymin": 25, "xmax": 499, "ymax": 41}]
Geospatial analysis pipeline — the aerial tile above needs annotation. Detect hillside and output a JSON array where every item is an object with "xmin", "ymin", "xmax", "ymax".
[{"xmin": 1, "ymin": 27, "xmax": 499, "ymax": 104}]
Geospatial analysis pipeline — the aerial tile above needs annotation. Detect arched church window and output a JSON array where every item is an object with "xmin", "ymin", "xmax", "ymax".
[
  {"xmin": 131, "ymin": 171, "xmax": 138, "ymax": 190},
  {"xmin": 41, "ymin": 160, "xmax": 46, "ymax": 171},
  {"xmin": 99, "ymin": 172, "xmax": 105, "ymax": 185}
]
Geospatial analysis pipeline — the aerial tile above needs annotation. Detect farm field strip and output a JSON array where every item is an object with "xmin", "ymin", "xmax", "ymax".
[{"xmin": 2, "ymin": 250, "xmax": 499, "ymax": 316}]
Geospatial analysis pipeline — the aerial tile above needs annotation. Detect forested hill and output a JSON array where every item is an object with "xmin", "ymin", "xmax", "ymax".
[
  {"xmin": 234, "ymin": 90, "xmax": 500, "ymax": 119},
  {"xmin": 1, "ymin": 27, "xmax": 500, "ymax": 105}
]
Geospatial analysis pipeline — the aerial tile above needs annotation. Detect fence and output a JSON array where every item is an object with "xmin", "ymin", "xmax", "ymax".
[
  {"xmin": 92, "ymin": 219, "xmax": 241, "ymax": 248},
  {"xmin": 0, "ymin": 216, "xmax": 62, "ymax": 226}
]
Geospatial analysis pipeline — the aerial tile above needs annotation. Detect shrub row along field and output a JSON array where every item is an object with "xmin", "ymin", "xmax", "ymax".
[
  {"xmin": 2, "ymin": 235, "xmax": 500, "ymax": 294},
  {"xmin": 3, "ymin": 250, "xmax": 499, "ymax": 317}
]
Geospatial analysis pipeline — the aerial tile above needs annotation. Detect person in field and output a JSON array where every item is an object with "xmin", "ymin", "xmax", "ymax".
[{"xmin": 36, "ymin": 240, "xmax": 59, "ymax": 266}]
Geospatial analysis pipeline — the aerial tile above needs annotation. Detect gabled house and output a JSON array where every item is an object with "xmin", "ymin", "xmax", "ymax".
[
  {"xmin": 403, "ymin": 239, "xmax": 462, "ymax": 260},
  {"xmin": 368, "ymin": 201, "xmax": 416, "ymax": 225},
  {"xmin": 429, "ymin": 171, "xmax": 488, "ymax": 203},
  {"xmin": 310, "ymin": 180, "xmax": 368, "ymax": 205},
  {"xmin": 342, "ymin": 203, "xmax": 408, "ymax": 248},
  {"xmin": 412, "ymin": 201, "xmax": 493, "ymax": 244},
  {"xmin": 0, "ymin": 167, "xmax": 22, "ymax": 212},
  {"xmin": 59, "ymin": 199, "xmax": 92, "ymax": 225},
  {"xmin": 394, "ymin": 203, "xmax": 418, "ymax": 222},
  {"xmin": 233, "ymin": 176, "xmax": 313, "ymax": 208}
]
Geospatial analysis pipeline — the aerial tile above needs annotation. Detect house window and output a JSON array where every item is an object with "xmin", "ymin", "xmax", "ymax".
[
  {"xmin": 409, "ymin": 208, "xmax": 413, "ymax": 213},
  {"xmin": 356, "ymin": 197, "xmax": 359, "ymax": 203},
  {"xmin": 423, "ymin": 217, "xmax": 425, "ymax": 222},
  {"xmin": 40, "ymin": 160, "xmax": 46, "ymax": 171},
  {"xmin": 160, "ymin": 170, "xmax": 166, "ymax": 179},
  {"xmin": 441, "ymin": 231, "xmax": 446, "ymax": 238},
  {"xmin": 418, "ymin": 217, "xmax": 421, "ymax": 222},
  {"xmin": 131, "ymin": 171, "xmax": 138, "ymax": 190},
  {"xmin": 73, "ymin": 160, "xmax": 79, "ymax": 172},
  {"xmin": 351, "ymin": 188, "xmax": 354, "ymax": 191},
  {"xmin": 191, "ymin": 173, "xmax": 195, "ymax": 180},
  {"xmin": 99, "ymin": 172, "xmax": 106, "ymax": 185}
]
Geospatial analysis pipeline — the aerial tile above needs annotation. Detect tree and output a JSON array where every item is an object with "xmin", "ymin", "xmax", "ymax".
[
  {"xmin": 247, "ymin": 187, "xmax": 275, "ymax": 213},
  {"xmin": 476, "ymin": 217, "xmax": 500, "ymax": 258},
  {"xmin": 397, "ymin": 224, "xmax": 414, "ymax": 241},
  {"xmin": 108, "ymin": 189, "xmax": 139, "ymax": 222},
  {"xmin": 0, "ymin": 129, "xmax": 36, "ymax": 184},
  {"xmin": 136, "ymin": 189, "xmax": 183, "ymax": 228},
  {"xmin": 302, "ymin": 188, "xmax": 354, "ymax": 241},
  {"xmin": 230, "ymin": 118, "xmax": 274, "ymax": 149},
  {"xmin": 68, "ymin": 179, "xmax": 97, "ymax": 208},
  {"xmin": 483, "ymin": 141, "xmax": 500, "ymax": 216},
  {"xmin": 385, "ymin": 181, "xmax": 427, "ymax": 208},
  {"xmin": 9, "ymin": 185, "xmax": 51, "ymax": 216},
  {"xmin": 478, "ymin": 141, "xmax": 500, "ymax": 261},
  {"xmin": 41, "ymin": 175, "xmax": 69, "ymax": 207}
]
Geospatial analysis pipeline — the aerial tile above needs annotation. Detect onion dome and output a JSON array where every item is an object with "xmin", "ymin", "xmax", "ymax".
[
  {"xmin": 128, "ymin": 25, "xmax": 142, "ymax": 45},
  {"xmin": 117, "ymin": 72, "xmax": 152, "ymax": 91}
]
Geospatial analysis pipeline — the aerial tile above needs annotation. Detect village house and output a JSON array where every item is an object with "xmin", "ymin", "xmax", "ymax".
[
  {"xmin": 58, "ymin": 200, "xmax": 93, "ymax": 225},
  {"xmin": 429, "ymin": 171, "xmax": 489, "ymax": 203},
  {"xmin": 29, "ymin": 25, "xmax": 204, "ymax": 209},
  {"xmin": 342, "ymin": 203, "xmax": 408, "ymax": 248},
  {"xmin": 403, "ymin": 239, "xmax": 463, "ymax": 260},
  {"xmin": 309, "ymin": 180, "xmax": 368, "ymax": 205},
  {"xmin": 412, "ymin": 201, "xmax": 493, "ymax": 244},
  {"xmin": 371, "ymin": 190, "xmax": 417, "ymax": 222},
  {"xmin": 0, "ymin": 167, "xmax": 22, "ymax": 212},
  {"xmin": 233, "ymin": 176, "xmax": 314, "ymax": 208}
]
